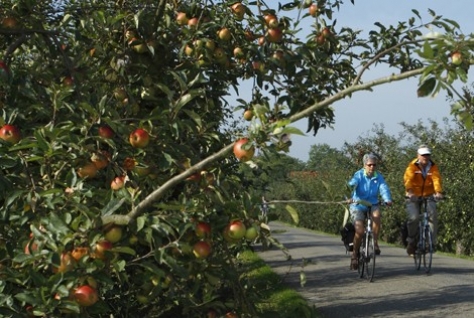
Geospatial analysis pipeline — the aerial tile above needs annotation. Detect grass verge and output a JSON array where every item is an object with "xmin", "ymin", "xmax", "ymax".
[{"xmin": 238, "ymin": 249, "xmax": 320, "ymax": 318}]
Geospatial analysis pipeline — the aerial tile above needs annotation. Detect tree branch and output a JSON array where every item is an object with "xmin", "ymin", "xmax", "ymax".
[
  {"xmin": 289, "ymin": 67, "xmax": 425, "ymax": 123},
  {"xmin": 101, "ymin": 143, "xmax": 235, "ymax": 225}
]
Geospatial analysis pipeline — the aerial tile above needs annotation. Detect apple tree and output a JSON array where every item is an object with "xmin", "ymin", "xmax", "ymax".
[{"xmin": 0, "ymin": 0, "xmax": 473, "ymax": 317}]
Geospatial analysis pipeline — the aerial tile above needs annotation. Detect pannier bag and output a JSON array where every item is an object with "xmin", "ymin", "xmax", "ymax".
[
  {"xmin": 399, "ymin": 220, "xmax": 408, "ymax": 247},
  {"xmin": 340, "ymin": 222, "xmax": 355, "ymax": 252}
]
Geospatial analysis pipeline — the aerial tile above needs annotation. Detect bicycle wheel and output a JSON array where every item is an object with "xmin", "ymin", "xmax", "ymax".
[
  {"xmin": 364, "ymin": 232, "xmax": 376, "ymax": 282},
  {"xmin": 422, "ymin": 227, "xmax": 433, "ymax": 273}
]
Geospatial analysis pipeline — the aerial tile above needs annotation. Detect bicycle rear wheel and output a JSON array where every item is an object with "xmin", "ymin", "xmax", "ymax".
[
  {"xmin": 422, "ymin": 227, "xmax": 433, "ymax": 273},
  {"xmin": 364, "ymin": 232, "xmax": 376, "ymax": 282}
]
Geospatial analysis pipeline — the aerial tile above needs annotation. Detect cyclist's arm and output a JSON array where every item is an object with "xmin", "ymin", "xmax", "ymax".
[
  {"xmin": 403, "ymin": 162, "xmax": 417, "ymax": 198},
  {"xmin": 431, "ymin": 165, "xmax": 443, "ymax": 195}
]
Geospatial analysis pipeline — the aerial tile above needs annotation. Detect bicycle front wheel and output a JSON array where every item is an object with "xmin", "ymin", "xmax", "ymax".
[
  {"xmin": 422, "ymin": 227, "xmax": 433, "ymax": 273},
  {"xmin": 364, "ymin": 232, "xmax": 376, "ymax": 282}
]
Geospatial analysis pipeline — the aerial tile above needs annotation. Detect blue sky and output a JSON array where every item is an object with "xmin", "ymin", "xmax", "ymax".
[{"xmin": 233, "ymin": 1, "xmax": 474, "ymax": 162}]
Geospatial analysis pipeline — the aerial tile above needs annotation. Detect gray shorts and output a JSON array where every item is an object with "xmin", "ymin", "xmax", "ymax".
[{"xmin": 350, "ymin": 206, "xmax": 380, "ymax": 222}]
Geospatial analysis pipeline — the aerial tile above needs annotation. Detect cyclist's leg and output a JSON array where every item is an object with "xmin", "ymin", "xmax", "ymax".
[
  {"xmin": 406, "ymin": 199, "xmax": 419, "ymax": 255},
  {"xmin": 350, "ymin": 209, "xmax": 365, "ymax": 270},
  {"xmin": 372, "ymin": 206, "xmax": 381, "ymax": 254},
  {"xmin": 427, "ymin": 199, "xmax": 438, "ymax": 249}
]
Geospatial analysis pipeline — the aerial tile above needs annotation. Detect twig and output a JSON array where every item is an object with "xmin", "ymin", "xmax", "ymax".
[{"xmin": 268, "ymin": 200, "xmax": 347, "ymax": 205}]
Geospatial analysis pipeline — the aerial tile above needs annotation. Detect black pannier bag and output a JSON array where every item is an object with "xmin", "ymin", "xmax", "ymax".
[
  {"xmin": 340, "ymin": 222, "xmax": 355, "ymax": 252},
  {"xmin": 399, "ymin": 220, "xmax": 408, "ymax": 247}
]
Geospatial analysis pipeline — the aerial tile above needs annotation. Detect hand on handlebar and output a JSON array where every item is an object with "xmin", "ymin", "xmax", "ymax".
[{"xmin": 434, "ymin": 192, "xmax": 444, "ymax": 201}]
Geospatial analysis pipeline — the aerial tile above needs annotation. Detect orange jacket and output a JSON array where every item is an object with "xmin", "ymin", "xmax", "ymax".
[{"xmin": 404, "ymin": 158, "xmax": 443, "ymax": 196}]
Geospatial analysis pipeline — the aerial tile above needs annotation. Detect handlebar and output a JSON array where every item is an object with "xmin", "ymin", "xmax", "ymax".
[
  {"xmin": 405, "ymin": 195, "xmax": 445, "ymax": 202},
  {"xmin": 346, "ymin": 199, "xmax": 392, "ymax": 207}
]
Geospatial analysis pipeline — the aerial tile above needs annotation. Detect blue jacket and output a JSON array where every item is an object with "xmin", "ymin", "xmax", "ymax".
[{"xmin": 348, "ymin": 168, "xmax": 392, "ymax": 211}]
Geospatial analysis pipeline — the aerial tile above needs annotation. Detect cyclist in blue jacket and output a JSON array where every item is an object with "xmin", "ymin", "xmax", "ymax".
[{"xmin": 348, "ymin": 153, "xmax": 393, "ymax": 270}]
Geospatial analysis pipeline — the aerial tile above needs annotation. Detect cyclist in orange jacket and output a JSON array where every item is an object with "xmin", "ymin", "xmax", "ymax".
[{"xmin": 404, "ymin": 144, "xmax": 443, "ymax": 256}]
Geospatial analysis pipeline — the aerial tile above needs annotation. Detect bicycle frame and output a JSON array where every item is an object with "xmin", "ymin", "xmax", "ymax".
[
  {"xmin": 354, "ymin": 200, "xmax": 377, "ymax": 282},
  {"xmin": 413, "ymin": 196, "xmax": 435, "ymax": 273}
]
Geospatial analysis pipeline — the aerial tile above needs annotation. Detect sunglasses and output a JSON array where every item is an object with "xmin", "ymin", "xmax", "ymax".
[{"xmin": 366, "ymin": 164, "xmax": 377, "ymax": 167}]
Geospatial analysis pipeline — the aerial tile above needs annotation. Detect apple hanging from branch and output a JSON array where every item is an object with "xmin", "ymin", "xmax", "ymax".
[
  {"xmin": 129, "ymin": 128, "xmax": 150, "ymax": 148},
  {"xmin": 233, "ymin": 138, "xmax": 255, "ymax": 162}
]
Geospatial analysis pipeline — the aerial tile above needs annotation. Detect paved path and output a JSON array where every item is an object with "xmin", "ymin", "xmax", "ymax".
[{"xmin": 256, "ymin": 222, "xmax": 474, "ymax": 318}]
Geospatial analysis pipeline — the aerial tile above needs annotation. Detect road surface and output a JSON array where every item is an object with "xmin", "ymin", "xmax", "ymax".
[{"xmin": 256, "ymin": 222, "xmax": 474, "ymax": 318}]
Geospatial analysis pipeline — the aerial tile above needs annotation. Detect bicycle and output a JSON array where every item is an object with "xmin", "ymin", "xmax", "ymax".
[
  {"xmin": 352, "ymin": 200, "xmax": 378, "ymax": 282},
  {"xmin": 410, "ymin": 195, "xmax": 441, "ymax": 274},
  {"xmin": 349, "ymin": 199, "xmax": 389, "ymax": 282}
]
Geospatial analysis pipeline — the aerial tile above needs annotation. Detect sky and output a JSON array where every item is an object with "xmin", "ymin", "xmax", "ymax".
[{"xmin": 233, "ymin": 1, "xmax": 474, "ymax": 162}]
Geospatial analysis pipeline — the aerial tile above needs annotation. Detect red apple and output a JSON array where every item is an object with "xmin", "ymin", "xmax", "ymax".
[
  {"xmin": 244, "ymin": 30, "xmax": 256, "ymax": 41},
  {"xmin": 195, "ymin": 222, "xmax": 211, "ymax": 238},
  {"xmin": 309, "ymin": 3, "xmax": 319, "ymax": 17},
  {"xmin": 322, "ymin": 27, "xmax": 332, "ymax": 38},
  {"xmin": 231, "ymin": 3, "xmax": 246, "ymax": 20},
  {"xmin": 187, "ymin": 17, "xmax": 199, "ymax": 28},
  {"xmin": 264, "ymin": 14, "xmax": 277, "ymax": 26},
  {"xmin": 315, "ymin": 34, "xmax": 326, "ymax": 45},
  {"xmin": 233, "ymin": 138, "xmax": 255, "ymax": 162},
  {"xmin": 52, "ymin": 252, "xmax": 76, "ymax": 273},
  {"xmin": 227, "ymin": 220, "xmax": 247, "ymax": 240},
  {"xmin": 243, "ymin": 110, "xmax": 253, "ymax": 121},
  {"xmin": 176, "ymin": 12, "xmax": 188, "ymax": 25},
  {"xmin": 123, "ymin": 157, "xmax": 136, "ymax": 171},
  {"xmin": 76, "ymin": 162, "xmax": 98, "ymax": 179},
  {"xmin": 73, "ymin": 285, "xmax": 98, "ymax": 307},
  {"xmin": 266, "ymin": 28, "xmax": 282, "ymax": 43},
  {"xmin": 104, "ymin": 225, "xmax": 123, "ymax": 243},
  {"xmin": 129, "ymin": 128, "xmax": 150, "ymax": 148},
  {"xmin": 110, "ymin": 176, "xmax": 125, "ymax": 191},
  {"xmin": 98, "ymin": 125, "xmax": 114, "ymax": 139},
  {"xmin": 0, "ymin": 124, "xmax": 21, "ymax": 144},
  {"xmin": 267, "ymin": 18, "xmax": 279, "ymax": 29},
  {"xmin": 91, "ymin": 151, "xmax": 109, "ymax": 170},
  {"xmin": 63, "ymin": 76, "xmax": 74, "ymax": 86},
  {"xmin": 451, "ymin": 51, "xmax": 462, "ymax": 65},
  {"xmin": 94, "ymin": 240, "xmax": 113, "ymax": 260},
  {"xmin": 1, "ymin": 17, "xmax": 18, "ymax": 28},
  {"xmin": 71, "ymin": 247, "xmax": 90, "ymax": 261},
  {"xmin": 193, "ymin": 241, "xmax": 212, "ymax": 259}
]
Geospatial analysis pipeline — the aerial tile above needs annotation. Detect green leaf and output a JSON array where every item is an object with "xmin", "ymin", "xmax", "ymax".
[
  {"xmin": 34, "ymin": 130, "xmax": 49, "ymax": 152},
  {"xmin": 299, "ymin": 271, "xmax": 307, "ymax": 287},
  {"xmin": 101, "ymin": 198, "xmax": 126, "ymax": 216},
  {"xmin": 137, "ymin": 216, "xmax": 146, "ymax": 232},
  {"xmin": 285, "ymin": 205, "xmax": 299, "ymax": 225},
  {"xmin": 111, "ymin": 246, "xmax": 136, "ymax": 255},
  {"xmin": 417, "ymin": 77, "xmax": 436, "ymax": 97}
]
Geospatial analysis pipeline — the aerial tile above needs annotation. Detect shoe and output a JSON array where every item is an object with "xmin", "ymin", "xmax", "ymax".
[
  {"xmin": 350, "ymin": 253, "xmax": 359, "ymax": 270},
  {"xmin": 375, "ymin": 244, "xmax": 381, "ymax": 255},
  {"xmin": 407, "ymin": 243, "xmax": 416, "ymax": 256}
]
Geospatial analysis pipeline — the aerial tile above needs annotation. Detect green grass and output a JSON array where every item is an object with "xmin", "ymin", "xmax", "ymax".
[{"xmin": 238, "ymin": 249, "xmax": 320, "ymax": 318}]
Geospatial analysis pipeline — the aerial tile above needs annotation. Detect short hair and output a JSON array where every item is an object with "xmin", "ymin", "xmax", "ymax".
[{"xmin": 363, "ymin": 153, "xmax": 378, "ymax": 165}]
